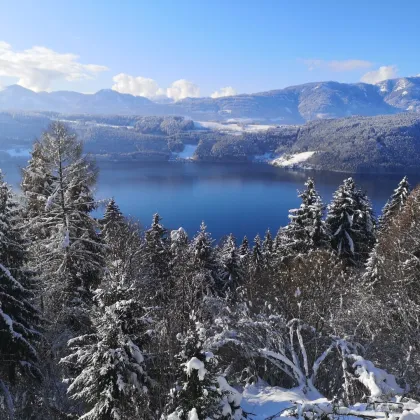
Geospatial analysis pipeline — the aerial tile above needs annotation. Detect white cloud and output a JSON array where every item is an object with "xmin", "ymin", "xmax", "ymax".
[
  {"xmin": 303, "ymin": 59, "xmax": 373, "ymax": 72},
  {"xmin": 166, "ymin": 79, "xmax": 200, "ymax": 101},
  {"xmin": 0, "ymin": 41, "xmax": 108, "ymax": 92},
  {"xmin": 112, "ymin": 73, "xmax": 162, "ymax": 98},
  {"xmin": 360, "ymin": 65, "xmax": 398, "ymax": 84},
  {"xmin": 210, "ymin": 86, "xmax": 237, "ymax": 98},
  {"xmin": 112, "ymin": 74, "xmax": 200, "ymax": 101}
]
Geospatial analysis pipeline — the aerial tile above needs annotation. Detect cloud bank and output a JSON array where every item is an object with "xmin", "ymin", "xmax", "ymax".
[
  {"xmin": 0, "ymin": 41, "xmax": 108, "ymax": 92},
  {"xmin": 360, "ymin": 65, "xmax": 399, "ymax": 84},
  {"xmin": 112, "ymin": 73, "xmax": 200, "ymax": 101},
  {"xmin": 211, "ymin": 86, "xmax": 237, "ymax": 98}
]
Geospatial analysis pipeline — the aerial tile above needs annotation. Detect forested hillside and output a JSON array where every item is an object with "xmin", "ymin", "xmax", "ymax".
[
  {"xmin": 1, "ymin": 123, "xmax": 420, "ymax": 419},
  {"xmin": 2, "ymin": 111, "xmax": 420, "ymax": 173}
]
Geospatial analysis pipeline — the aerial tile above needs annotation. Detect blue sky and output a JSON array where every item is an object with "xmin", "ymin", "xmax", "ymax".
[{"xmin": 0, "ymin": 0, "xmax": 419, "ymax": 98}]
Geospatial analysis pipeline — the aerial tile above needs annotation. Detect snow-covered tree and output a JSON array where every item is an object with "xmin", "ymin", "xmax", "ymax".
[
  {"xmin": 21, "ymin": 141, "xmax": 54, "ymax": 225},
  {"xmin": 0, "ymin": 175, "xmax": 42, "ymax": 417},
  {"xmin": 325, "ymin": 178, "xmax": 375, "ymax": 264},
  {"xmin": 282, "ymin": 178, "xmax": 328, "ymax": 255},
  {"xmin": 24, "ymin": 123, "xmax": 104, "ymax": 321},
  {"xmin": 379, "ymin": 176, "xmax": 410, "ymax": 230},
  {"xmin": 219, "ymin": 234, "xmax": 243, "ymax": 296},
  {"xmin": 141, "ymin": 213, "xmax": 171, "ymax": 304},
  {"xmin": 262, "ymin": 229, "xmax": 273, "ymax": 257},
  {"xmin": 164, "ymin": 315, "xmax": 243, "ymax": 420},
  {"xmin": 61, "ymin": 297, "xmax": 151, "ymax": 420},
  {"xmin": 187, "ymin": 222, "xmax": 220, "ymax": 304},
  {"xmin": 250, "ymin": 234, "xmax": 263, "ymax": 275}
]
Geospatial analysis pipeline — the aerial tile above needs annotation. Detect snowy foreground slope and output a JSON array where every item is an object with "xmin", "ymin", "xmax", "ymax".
[{"xmin": 241, "ymin": 384, "xmax": 420, "ymax": 419}]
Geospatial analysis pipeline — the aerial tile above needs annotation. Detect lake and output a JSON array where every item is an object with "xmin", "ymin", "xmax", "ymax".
[{"xmin": 1, "ymin": 158, "xmax": 419, "ymax": 242}]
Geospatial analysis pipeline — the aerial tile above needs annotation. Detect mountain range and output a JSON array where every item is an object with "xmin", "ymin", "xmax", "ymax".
[{"xmin": 1, "ymin": 76, "xmax": 420, "ymax": 123}]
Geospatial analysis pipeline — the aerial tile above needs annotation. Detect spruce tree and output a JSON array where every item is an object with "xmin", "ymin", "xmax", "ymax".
[
  {"xmin": 21, "ymin": 141, "xmax": 54, "ymax": 225},
  {"xmin": 164, "ymin": 315, "xmax": 243, "ymax": 420},
  {"xmin": 188, "ymin": 222, "xmax": 220, "ymax": 303},
  {"xmin": 142, "ymin": 213, "xmax": 171, "ymax": 304},
  {"xmin": 326, "ymin": 178, "xmax": 375, "ymax": 264},
  {"xmin": 0, "ymin": 176, "xmax": 42, "ymax": 417},
  {"xmin": 102, "ymin": 198, "xmax": 126, "ymax": 243},
  {"xmin": 62, "ymin": 287, "xmax": 151, "ymax": 420},
  {"xmin": 282, "ymin": 178, "xmax": 328, "ymax": 255},
  {"xmin": 379, "ymin": 176, "xmax": 410, "ymax": 230},
  {"xmin": 250, "ymin": 234, "xmax": 263, "ymax": 275},
  {"xmin": 219, "ymin": 234, "xmax": 243, "ymax": 296},
  {"xmin": 239, "ymin": 236, "xmax": 249, "ymax": 258}
]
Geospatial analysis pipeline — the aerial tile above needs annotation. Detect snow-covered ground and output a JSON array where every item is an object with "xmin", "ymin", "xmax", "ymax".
[
  {"xmin": 172, "ymin": 144, "xmax": 198, "ymax": 160},
  {"xmin": 242, "ymin": 384, "xmax": 325, "ymax": 419},
  {"xmin": 194, "ymin": 121, "xmax": 277, "ymax": 135},
  {"xmin": 271, "ymin": 151, "xmax": 316, "ymax": 168},
  {"xmin": 241, "ymin": 384, "xmax": 420, "ymax": 419}
]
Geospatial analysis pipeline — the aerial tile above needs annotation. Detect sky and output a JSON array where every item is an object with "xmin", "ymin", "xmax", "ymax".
[{"xmin": 0, "ymin": 0, "xmax": 419, "ymax": 100}]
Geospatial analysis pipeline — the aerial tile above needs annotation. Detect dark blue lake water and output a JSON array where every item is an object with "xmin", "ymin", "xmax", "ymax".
[{"xmin": 1, "ymin": 158, "xmax": 419, "ymax": 242}]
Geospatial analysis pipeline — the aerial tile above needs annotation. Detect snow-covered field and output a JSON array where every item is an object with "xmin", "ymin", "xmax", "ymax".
[
  {"xmin": 194, "ymin": 121, "xmax": 277, "ymax": 135},
  {"xmin": 271, "ymin": 151, "xmax": 316, "ymax": 168},
  {"xmin": 172, "ymin": 144, "xmax": 198, "ymax": 160}
]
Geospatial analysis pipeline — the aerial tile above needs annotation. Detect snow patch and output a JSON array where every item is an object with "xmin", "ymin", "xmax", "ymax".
[
  {"xmin": 271, "ymin": 151, "xmax": 316, "ymax": 168},
  {"xmin": 194, "ymin": 121, "xmax": 277, "ymax": 134},
  {"xmin": 185, "ymin": 357, "xmax": 206, "ymax": 381}
]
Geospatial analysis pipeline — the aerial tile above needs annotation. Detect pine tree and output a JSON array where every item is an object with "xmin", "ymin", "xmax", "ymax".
[
  {"xmin": 282, "ymin": 178, "xmax": 328, "ymax": 255},
  {"xmin": 379, "ymin": 176, "xmax": 410, "ymax": 230},
  {"xmin": 164, "ymin": 315, "xmax": 243, "ymax": 420},
  {"xmin": 0, "ymin": 176, "xmax": 42, "ymax": 417},
  {"xmin": 326, "ymin": 178, "xmax": 375, "ymax": 264}
]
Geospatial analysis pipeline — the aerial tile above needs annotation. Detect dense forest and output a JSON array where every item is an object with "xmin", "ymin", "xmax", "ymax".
[
  {"xmin": 1, "ymin": 122, "xmax": 420, "ymax": 419},
  {"xmin": 2, "ymin": 111, "xmax": 420, "ymax": 173}
]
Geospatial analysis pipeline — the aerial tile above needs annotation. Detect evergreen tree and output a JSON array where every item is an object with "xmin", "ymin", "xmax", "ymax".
[
  {"xmin": 0, "ymin": 176, "xmax": 42, "ymax": 417},
  {"xmin": 219, "ymin": 234, "xmax": 243, "ymax": 295},
  {"xmin": 102, "ymin": 198, "xmax": 126, "ymax": 243},
  {"xmin": 61, "ymin": 288, "xmax": 151, "ymax": 420},
  {"xmin": 239, "ymin": 236, "xmax": 249, "ymax": 258},
  {"xmin": 379, "ymin": 176, "xmax": 410, "ymax": 230},
  {"xmin": 164, "ymin": 315, "xmax": 243, "ymax": 420},
  {"xmin": 325, "ymin": 178, "xmax": 375, "ymax": 264},
  {"xmin": 188, "ymin": 222, "xmax": 220, "ymax": 304},
  {"xmin": 250, "ymin": 234, "xmax": 263, "ymax": 275},
  {"xmin": 23, "ymin": 122, "xmax": 104, "ymax": 321},
  {"xmin": 21, "ymin": 141, "xmax": 54, "ymax": 225},
  {"xmin": 282, "ymin": 178, "xmax": 328, "ymax": 255},
  {"xmin": 142, "ymin": 213, "xmax": 171, "ymax": 304}
]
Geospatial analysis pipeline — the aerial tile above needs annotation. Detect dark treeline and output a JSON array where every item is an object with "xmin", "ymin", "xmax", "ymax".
[{"xmin": 0, "ymin": 122, "xmax": 419, "ymax": 419}]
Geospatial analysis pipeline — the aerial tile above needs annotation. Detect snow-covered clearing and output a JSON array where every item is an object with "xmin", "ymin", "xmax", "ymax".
[
  {"xmin": 271, "ymin": 151, "xmax": 316, "ymax": 168},
  {"xmin": 194, "ymin": 121, "xmax": 277, "ymax": 134},
  {"xmin": 172, "ymin": 144, "xmax": 197, "ymax": 160}
]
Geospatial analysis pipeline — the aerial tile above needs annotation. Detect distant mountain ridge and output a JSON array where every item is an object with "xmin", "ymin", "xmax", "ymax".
[{"xmin": 1, "ymin": 76, "xmax": 420, "ymax": 123}]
